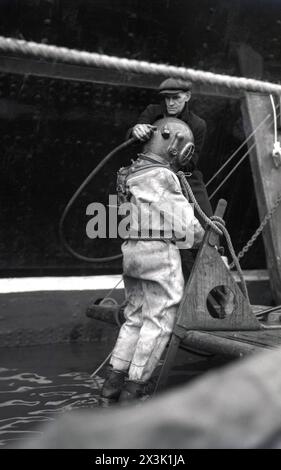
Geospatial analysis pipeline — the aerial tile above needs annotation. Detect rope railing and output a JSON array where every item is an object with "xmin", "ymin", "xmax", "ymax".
[{"xmin": 1, "ymin": 36, "xmax": 281, "ymax": 95}]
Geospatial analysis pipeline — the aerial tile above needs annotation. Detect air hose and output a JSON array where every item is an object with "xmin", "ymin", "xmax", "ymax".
[{"xmin": 59, "ymin": 137, "xmax": 136, "ymax": 263}]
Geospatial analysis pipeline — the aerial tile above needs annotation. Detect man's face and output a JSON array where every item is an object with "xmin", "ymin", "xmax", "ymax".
[{"xmin": 164, "ymin": 91, "xmax": 190, "ymax": 116}]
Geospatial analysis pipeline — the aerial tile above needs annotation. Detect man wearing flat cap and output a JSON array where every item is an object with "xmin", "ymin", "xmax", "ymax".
[
  {"xmin": 128, "ymin": 77, "xmax": 212, "ymax": 279},
  {"xmin": 129, "ymin": 77, "xmax": 212, "ymax": 218}
]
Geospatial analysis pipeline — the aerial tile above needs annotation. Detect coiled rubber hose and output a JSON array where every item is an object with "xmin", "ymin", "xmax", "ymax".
[{"xmin": 59, "ymin": 137, "xmax": 135, "ymax": 263}]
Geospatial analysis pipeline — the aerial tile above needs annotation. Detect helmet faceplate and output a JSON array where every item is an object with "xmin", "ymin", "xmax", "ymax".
[{"xmin": 142, "ymin": 117, "xmax": 195, "ymax": 168}]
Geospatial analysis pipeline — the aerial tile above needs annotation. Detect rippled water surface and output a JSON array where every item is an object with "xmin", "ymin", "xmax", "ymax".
[
  {"xmin": 0, "ymin": 343, "xmax": 229, "ymax": 448},
  {"xmin": 0, "ymin": 343, "xmax": 107, "ymax": 448}
]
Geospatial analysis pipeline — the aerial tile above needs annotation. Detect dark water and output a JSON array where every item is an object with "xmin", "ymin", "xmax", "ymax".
[
  {"xmin": 0, "ymin": 343, "xmax": 229, "ymax": 448},
  {"xmin": 0, "ymin": 343, "xmax": 108, "ymax": 448}
]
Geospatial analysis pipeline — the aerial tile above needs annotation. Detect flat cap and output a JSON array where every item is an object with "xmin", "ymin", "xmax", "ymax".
[{"xmin": 158, "ymin": 78, "xmax": 192, "ymax": 95}]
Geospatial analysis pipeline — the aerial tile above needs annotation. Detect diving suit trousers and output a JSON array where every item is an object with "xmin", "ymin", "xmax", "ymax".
[{"xmin": 110, "ymin": 240, "xmax": 185, "ymax": 383}]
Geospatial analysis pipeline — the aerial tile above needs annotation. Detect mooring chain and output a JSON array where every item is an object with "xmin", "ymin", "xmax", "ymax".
[
  {"xmin": 177, "ymin": 171, "xmax": 249, "ymax": 301},
  {"xmin": 230, "ymin": 192, "xmax": 281, "ymax": 268},
  {"xmin": 1, "ymin": 36, "xmax": 281, "ymax": 94}
]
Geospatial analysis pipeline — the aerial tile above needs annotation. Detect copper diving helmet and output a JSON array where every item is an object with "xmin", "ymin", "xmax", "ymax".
[{"xmin": 142, "ymin": 117, "xmax": 195, "ymax": 168}]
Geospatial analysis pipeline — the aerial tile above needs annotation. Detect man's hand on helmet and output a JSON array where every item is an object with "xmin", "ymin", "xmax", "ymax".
[{"xmin": 132, "ymin": 124, "xmax": 156, "ymax": 141}]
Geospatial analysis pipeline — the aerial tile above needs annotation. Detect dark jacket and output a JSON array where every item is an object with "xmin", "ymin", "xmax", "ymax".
[{"xmin": 128, "ymin": 103, "xmax": 213, "ymax": 219}]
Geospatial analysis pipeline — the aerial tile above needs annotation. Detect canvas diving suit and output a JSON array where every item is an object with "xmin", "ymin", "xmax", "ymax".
[{"xmin": 110, "ymin": 153, "xmax": 204, "ymax": 383}]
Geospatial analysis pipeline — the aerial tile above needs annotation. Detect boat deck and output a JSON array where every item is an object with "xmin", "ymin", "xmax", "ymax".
[
  {"xmin": 177, "ymin": 304, "xmax": 281, "ymax": 358},
  {"xmin": 154, "ymin": 304, "xmax": 281, "ymax": 391},
  {"xmin": 181, "ymin": 327, "xmax": 281, "ymax": 358},
  {"xmin": 86, "ymin": 301, "xmax": 281, "ymax": 358}
]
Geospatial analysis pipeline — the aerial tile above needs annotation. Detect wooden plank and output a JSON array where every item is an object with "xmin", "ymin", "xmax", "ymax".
[
  {"xmin": 211, "ymin": 329, "xmax": 281, "ymax": 349},
  {"xmin": 182, "ymin": 327, "xmax": 281, "ymax": 358},
  {"xmin": 208, "ymin": 199, "xmax": 227, "ymax": 246},
  {"xmin": 182, "ymin": 330, "xmax": 267, "ymax": 357},
  {"xmin": 0, "ymin": 55, "xmax": 243, "ymax": 99},
  {"xmin": 233, "ymin": 270, "xmax": 269, "ymax": 282},
  {"xmin": 238, "ymin": 44, "xmax": 281, "ymax": 304},
  {"xmin": 176, "ymin": 200, "xmax": 261, "ymax": 331}
]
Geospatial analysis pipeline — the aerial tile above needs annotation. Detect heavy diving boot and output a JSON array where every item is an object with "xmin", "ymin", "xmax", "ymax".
[
  {"xmin": 100, "ymin": 367, "xmax": 127, "ymax": 404},
  {"xmin": 119, "ymin": 379, "xmax": 148, "ymax": 403}
]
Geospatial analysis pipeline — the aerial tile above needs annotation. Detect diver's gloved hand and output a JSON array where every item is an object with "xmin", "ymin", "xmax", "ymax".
[{"xmin": 132, "ymin": 124, "xmax": 156, "ymax": 142}]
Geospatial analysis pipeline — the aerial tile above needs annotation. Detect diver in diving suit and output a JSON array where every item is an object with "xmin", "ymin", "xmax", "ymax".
[{"xmin": 100, "ymin": 118, "xmax": 204, "ymax": 403}]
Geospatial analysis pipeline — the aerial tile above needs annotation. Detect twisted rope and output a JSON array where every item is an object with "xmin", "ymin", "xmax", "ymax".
[
  {"xmin": 177, "ymin": 171, "xmax": 249, "ymax": 301},
  {"xmin": 1, "ymin": 36, "xmax": 281, "ymax": 95},
  {"xmin": 213, "ymin": 219, "xmax": 249, "ymax": 302},
  {"xmin": 178, "ymin": 171, "xmax": 222, "ymax": 235}
]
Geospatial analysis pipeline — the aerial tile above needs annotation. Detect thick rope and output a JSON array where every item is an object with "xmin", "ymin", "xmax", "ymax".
[
  {"xmin": 177, "ymin": 171, "xmax": 249, "ymax": 301},
  {"xmin": 213, "ymin": 218, "xmax": 250, "ymax": 302},
  {"xmin": 1, "ymin": 36, "xmax": 281, "ymax": 95},
  {"xmin": 178, "ymin": 172, "xmax": 222, "ymax": 235}
]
